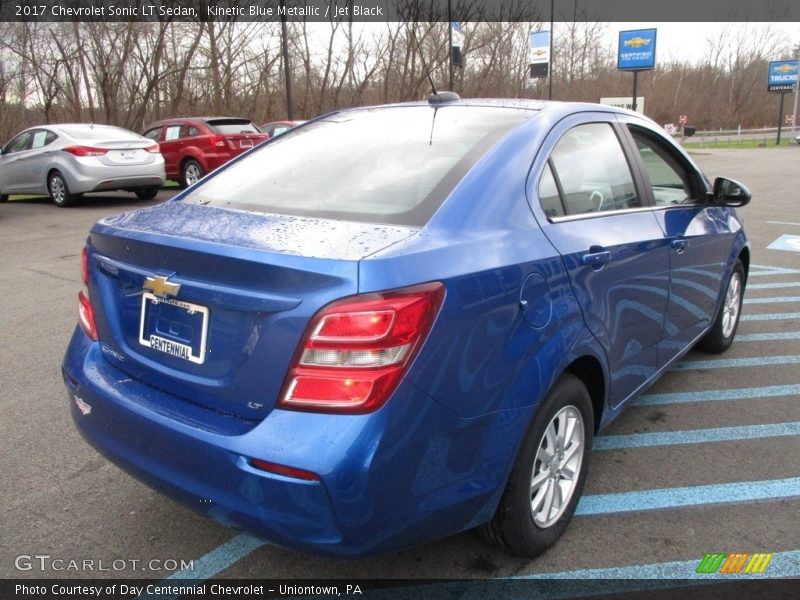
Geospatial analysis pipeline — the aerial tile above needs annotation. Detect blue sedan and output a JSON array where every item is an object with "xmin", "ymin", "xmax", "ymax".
[{"xmin": 62, "ymin": 96, "xmax": 750, "ymax": 558}]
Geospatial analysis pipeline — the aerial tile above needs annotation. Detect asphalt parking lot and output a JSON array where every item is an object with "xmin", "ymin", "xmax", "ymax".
[{"xmin": 1, "ymin": 148, "xmax": 798, "ymax": 590}]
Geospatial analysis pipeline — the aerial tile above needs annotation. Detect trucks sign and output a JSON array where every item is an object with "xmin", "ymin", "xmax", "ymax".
[{"xmin": 768, "ymin": 60, "xmax": 798, "ymax": 92}]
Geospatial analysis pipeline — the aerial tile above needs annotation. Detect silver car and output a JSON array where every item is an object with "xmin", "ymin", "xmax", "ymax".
[{"xmin": 0, "ymin": 124, "xmax": 166, "ymax": 207}]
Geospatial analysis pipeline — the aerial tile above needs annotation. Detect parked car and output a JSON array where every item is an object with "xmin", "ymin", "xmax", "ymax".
[
  {"xmin": 259, "ymin": 120, "xmax": 306, "ymax": 137},
  {"xmin": 142, "ymin": 117, "xmax": 269, "ymax": 188},
  {"xmin": 64, "ymin": 97, "xmax": 750, "ymax": 558},
  {"xmin": 0, "ymin": 124, "xmax": 165, "ymax": 207}
]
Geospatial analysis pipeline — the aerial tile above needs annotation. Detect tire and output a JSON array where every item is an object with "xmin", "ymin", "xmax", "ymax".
[
  {"xmin": 697, "ymin": 259, "xmax": 745, "ymax": 354},
  {"xmin": 180, "ymin": 159, "xmax": 203, "ymax": 188},
  {"xmin": 479, "ymin": 374, "xmax": 594, "ymax": 558},
  {"xmin": 48, "ymin": 171, "xmax": 76, "ymax": 207},
  {"xmin": 135, "ymin": 187, "xmax": 160, "ymax": 200}
]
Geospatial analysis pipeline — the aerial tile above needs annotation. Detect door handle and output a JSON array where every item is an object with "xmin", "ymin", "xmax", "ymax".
[
  {"xmin": 671, "ymin": 238, "xmax": 689, "ymax": 253},
  {"xmin": 581, "ymin": 248, "xmax": 611, "ymax": 267}
]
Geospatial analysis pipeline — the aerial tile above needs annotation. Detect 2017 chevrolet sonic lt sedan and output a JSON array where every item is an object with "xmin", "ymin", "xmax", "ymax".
[
  {"xmin": 0, "ymin": 124, "xmax": 165, "ymax": 206},
  {"xmin": 62, "ymin": 97, "xmax": 750, "ymax": 558}
]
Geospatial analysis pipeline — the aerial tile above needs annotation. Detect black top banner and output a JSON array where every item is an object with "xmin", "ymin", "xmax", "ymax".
[{"xmin": 2, "ymin": 0, "xmax": 800, "ymax": 23}]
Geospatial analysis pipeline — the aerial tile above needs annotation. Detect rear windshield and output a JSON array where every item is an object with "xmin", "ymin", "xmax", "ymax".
[
  {"xmin": 206, "ymin": 119, "xmax": 260, "ymax": 134},
  {"xmin": 182, "ymin": 106, "xmax": 533, "ymax": 226},
  {"xmin": 58, "ymin": 125, "xmax": 142, "ymax": 141}
]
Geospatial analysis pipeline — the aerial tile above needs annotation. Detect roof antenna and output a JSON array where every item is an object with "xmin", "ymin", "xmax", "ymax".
[{"xmin": 410, "ymin": 24, "xmax": 437, "ymax": 96}]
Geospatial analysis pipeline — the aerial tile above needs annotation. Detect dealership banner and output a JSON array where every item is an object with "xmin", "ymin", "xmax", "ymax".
[
  {"xmin": 618, "ymin": 28, "xmax": 657, "ymax": 71},
  {"xmin": 768, "ymin": 59, "xmax": 799, "ymax": 92},
  {"xmin": 529, "ymin": 30, "xmax": 551, "ymax": 78}
]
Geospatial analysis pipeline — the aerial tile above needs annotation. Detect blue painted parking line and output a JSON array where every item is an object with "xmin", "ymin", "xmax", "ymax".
[
  {"xmin": 638, "ymin": 384, "xmax": 800, "ymax": 405},
  {"xmin": 767, "ymin": 235, "xmax": 800, "ymax": 252},
  {"xmin": 139, "ymin": 534, "xmax": 265, "ymax": 599},
  {"xmin": 595, "ymin": 422, "xmax": 800, "ymax": 450},
  {"xmin": 747, "ymin": 281, "xmax": 800, "ymax": 289},
  {"xmin": 767, "ymin": 220, "xmax": 800, "ymax": 226},
  {"xmin": 514, "ymin": 549, "xmax": 800, "ymax": 580},
  {"xmin": 736, "ymin": 331, "xmax": 800, "ymax": 342},
  {"xmin": 676, "ymin": 354, "xmax": 800, "ymax": 369},
  {"xmin": 741, "ymin": 312, "xmax": 800, "ymax": 321},
  {"xmin": 743, "ymin": 296, "xmax": 800, "ymax": 304},
  {"xmin": 574, "ymin": 477, "xmax": 800, "ymax": 516},
  {"xmin": 749, "ymin": 264, "xmax": 800, "ymax": 275}
]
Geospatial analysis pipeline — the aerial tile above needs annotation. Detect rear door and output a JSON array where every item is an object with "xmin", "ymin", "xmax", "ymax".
[
  {"xmin": 25, "ymin": 129, "xmax": 59, "ymax": 186},
  {"xmin": 532, "ymin": 114, "xmax": 670, "ymax": 408},
  {"xmin": 619, "ymin": 120, "xmax": 733, "ymax": 363},
  {"xmin": 160, "ymin": 123, "xmax": 184, "ymax": 175}
]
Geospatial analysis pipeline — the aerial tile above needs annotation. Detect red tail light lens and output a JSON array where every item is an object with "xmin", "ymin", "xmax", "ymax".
[
  {"xmin": 278, "ymin": 282, "xmax": 444, "ymax": 414},
  {"xmin": 78, "ymin": 291, "xmax": 98, "ymax": 341},
  {"xmin": 62, "ymin": 145, "xmax": 109, "ymax": 157},
  {"xmin": 78, "ymin": 246, "xmax": 98, "ymax": 341},
  {"xmin": 144, "ymin": 144, "xmax": 160, "ymax": 153},
  {"xmin": 248, "ymin": 458, "xmax": 320, "ymax": 481},
  {"xmin": 211, "ymin": 134, "xmax": 226, "ymax": 148}
]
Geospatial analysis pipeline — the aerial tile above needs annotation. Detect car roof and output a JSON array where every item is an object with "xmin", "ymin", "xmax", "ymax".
[{"xmin": 146, "ymin": 116, "xmax": 253, "ymax": 127}]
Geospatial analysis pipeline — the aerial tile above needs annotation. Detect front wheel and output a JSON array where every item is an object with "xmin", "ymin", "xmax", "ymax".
[
  {"xmin": 48, "ymin": 171, "xmax": 76, "ymax": 207},
  {"xmin": 697, "ymin": 259, "xmax": 745, "ymax": 353},
  {"xmin": 479, "ymin": 374, "xmax": 593, "ymax": 557}
]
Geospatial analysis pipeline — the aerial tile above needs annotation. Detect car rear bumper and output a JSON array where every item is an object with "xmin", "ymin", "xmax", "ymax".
[
  {"xmin": 62, "ymin": 329, "xmax": 517, "ymax": 557},
  {"xmin": 63, "ymin": 157, "xmax": 166, "ymax": 194}
]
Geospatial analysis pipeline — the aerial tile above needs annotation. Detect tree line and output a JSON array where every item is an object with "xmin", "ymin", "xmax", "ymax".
[{"xmin": 0, "ymin": 19, "xmax": 795, "ymax": 142}]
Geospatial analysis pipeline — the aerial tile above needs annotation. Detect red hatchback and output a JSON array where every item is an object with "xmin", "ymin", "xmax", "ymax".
[{"xmin": 143, "ymin": 117, "xmax": 269, "ymax": 187}]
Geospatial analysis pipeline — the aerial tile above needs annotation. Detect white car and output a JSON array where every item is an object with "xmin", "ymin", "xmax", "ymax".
[{"xmin": 0, "ymin": 124, "xmax": 166, "ymax": 207}]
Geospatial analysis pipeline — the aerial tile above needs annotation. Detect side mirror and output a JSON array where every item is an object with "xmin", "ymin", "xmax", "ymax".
[{"xmin": 711, "ymin": 177, "xmax": 751, "ymax": 207}]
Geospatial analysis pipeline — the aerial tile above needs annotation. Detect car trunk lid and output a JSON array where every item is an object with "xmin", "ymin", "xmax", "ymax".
[{"xmin": 87, "ymin": 201, "xmax": 418, "ymax": 421}]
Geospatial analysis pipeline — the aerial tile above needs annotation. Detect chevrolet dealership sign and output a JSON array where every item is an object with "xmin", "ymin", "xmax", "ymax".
[{"xmin": 768, "ymin": 60, "xmax": 799, "ymax": 92}]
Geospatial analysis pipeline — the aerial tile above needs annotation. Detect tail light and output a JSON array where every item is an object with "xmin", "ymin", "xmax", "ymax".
[
  {"xmin": 278, "ymin": 282, "xmax": 444, "ymax": 414},
  {"xmin": 211, "ymin": 134, "xmax": 226, "ymax": 149},
  {"xmin": 63, "ymin": 146, "xmax": 109, "ymax": 157},
  {"xmin": 78, "ymin": 246, "xmax": 98, "ymax": 341},
  {"xmin": 144, "ymin": 144, "xmax": 160, "ymax": 153}
]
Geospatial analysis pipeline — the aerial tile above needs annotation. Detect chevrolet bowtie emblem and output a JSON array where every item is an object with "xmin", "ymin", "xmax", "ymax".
[{"xmin": 144, "ymin": 275, "xmax": 181, "ymax": 298}]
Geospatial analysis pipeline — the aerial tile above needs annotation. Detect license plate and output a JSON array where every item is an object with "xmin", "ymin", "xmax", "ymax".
[
  {"xmin": 239, "ymin": 139, "xmax": 253, "ymax": 148},
  {"xmin": 138, "ymin": 293, "xmax": 208, "ymax": 364}
]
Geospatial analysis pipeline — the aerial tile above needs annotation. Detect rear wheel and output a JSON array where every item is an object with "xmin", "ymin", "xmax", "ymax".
[
  {"xmin": 48, "ymin": 171, "xmax": 76, "ymax": 207},
  {"xmin": 180, "ymin": 159, "xmax": 203, "ymax": 188},
  {"xmin": 697, "ymin": 259, "xmax": 744, "ymax": 353},
  {"xmin": 480, "ymin": 374, "xmax": 593, "ymax": 557},
  {"xmin": 135, "ymin": 187, "xmax": 160, "ymax": 200}
]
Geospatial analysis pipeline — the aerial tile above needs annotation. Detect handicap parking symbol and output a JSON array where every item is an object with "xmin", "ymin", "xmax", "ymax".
[{"xmin": 767, "ymin": 235, "xmax": 800, "ymax": 252}]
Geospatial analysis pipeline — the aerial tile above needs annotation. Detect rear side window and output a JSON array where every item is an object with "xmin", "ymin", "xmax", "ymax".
[
  {"xmin": 165, "ymin": 125, "xmax": 183, "ymax": 141},
  {"xmin": 183, "ymin": 106, "xmax": 533, "ymax": 226},
  {"xmin": 206, "ymin": 119, "xmax": 259, "ymax": 134},
  {"xmin": 543, "ymin": 123, "xmax": 640, "ymax": 217}
]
